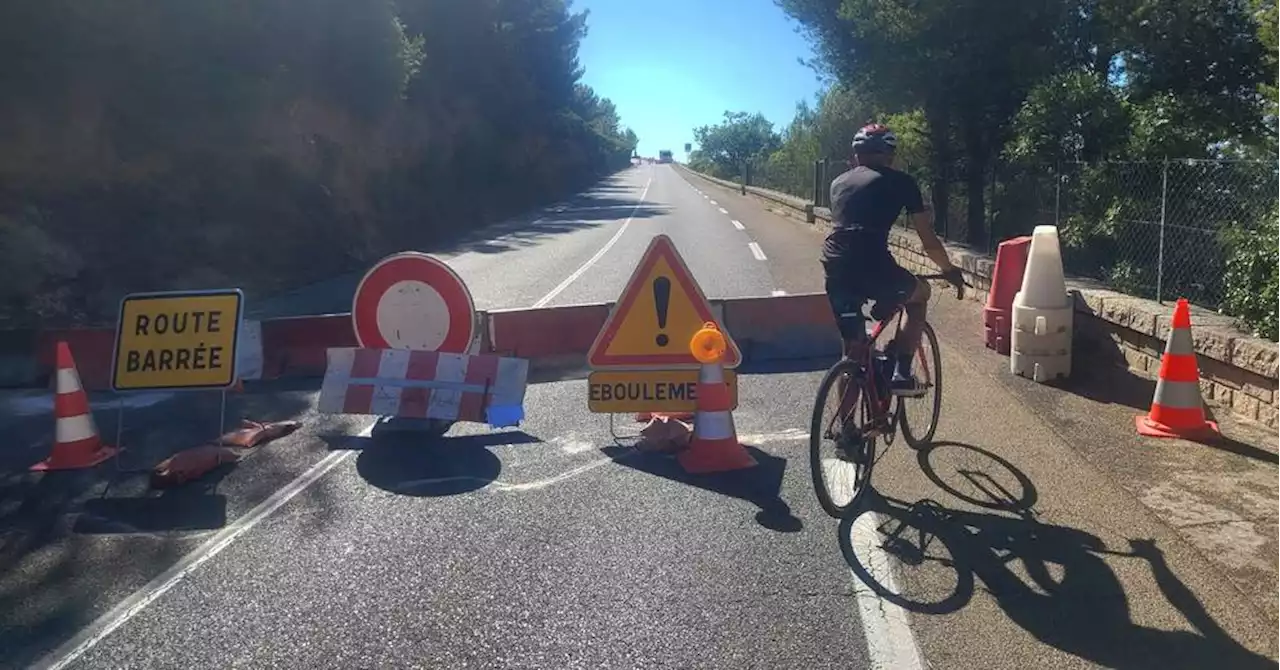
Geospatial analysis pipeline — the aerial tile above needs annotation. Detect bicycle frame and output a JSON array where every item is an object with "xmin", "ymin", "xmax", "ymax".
[
  {"xmin": 837, "ymin": 272, "xmax": 955, "ymax": 440},
  {"xmin": 837, "ymin": 308, "xmax": 905, "ymax": 441}
]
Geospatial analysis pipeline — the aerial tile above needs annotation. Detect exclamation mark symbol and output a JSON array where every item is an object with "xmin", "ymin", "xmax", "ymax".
[{"xmin": 653, "ymin": 277, "xmax": 671, "ymax": 347}]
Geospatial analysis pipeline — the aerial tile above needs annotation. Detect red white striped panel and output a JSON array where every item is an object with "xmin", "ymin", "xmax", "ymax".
[{"xmin": 317, "ymin": 348, "xmax": 528, "ymax": 423}]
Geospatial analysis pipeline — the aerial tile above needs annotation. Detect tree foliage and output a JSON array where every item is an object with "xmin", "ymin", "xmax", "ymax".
[
  {"xmin": 753, "ymin": 0, "xmax": 1275, "ymax": 335},
  {"xmin": 773, "ymin": 0, "xmax": 1272, "ymax": 243},
  {"xmin": 692, "ymin": 112, "xmax": 781, "ymax": 177},
  {"xmin": 0, "ymin": 0, "xmax": 639, "ymax": 327}
]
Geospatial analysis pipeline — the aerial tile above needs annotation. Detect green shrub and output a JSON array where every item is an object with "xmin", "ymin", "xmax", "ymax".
[{"xmin": 1220, "ymin": 207, "xmax": 1279, "ymax": 340}]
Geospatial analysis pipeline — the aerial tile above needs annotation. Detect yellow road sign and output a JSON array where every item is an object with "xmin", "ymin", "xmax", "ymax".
[
  {"xmin": 588, "ymin": 369, "xmax": 738, "ymax": 414},
  {"xmin": 111, "ymin": 289, "xmax": 244, "ymax": 392},
  {"xmin": 587, "ymin": 234, "xmax": 740, "ymax": 369}
]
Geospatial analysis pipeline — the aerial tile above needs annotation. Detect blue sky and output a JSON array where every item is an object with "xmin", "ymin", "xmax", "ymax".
[{"xmin": 574, "ymin": 0, "xmax": 824, "ymax": 158}]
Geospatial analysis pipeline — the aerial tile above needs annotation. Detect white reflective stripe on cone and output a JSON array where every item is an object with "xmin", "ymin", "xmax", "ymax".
[
  {"xmin": 56, "ymin": 368, "xmax": 83, "ymax": 394},
  {"xmin": 699, "ymin": 364, "xmax": 724, "ymax": 385},
  {"xmin": 1152, "ymin": 379, "xmax": 1204, "ymax": 409},
  {"xmin": 695, "ymin": 411, "xmax": 735, "ymax": 440},
  {"xmin": 56, "ymin": 413, "xmax": 98, "ymax": 444},
  {"xmin": 1165, "ymin": 328, "xmax": 1195, "ymax": 355}
]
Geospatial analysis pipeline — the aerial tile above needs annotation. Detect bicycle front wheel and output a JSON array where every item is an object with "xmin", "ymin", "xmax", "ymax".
[
  {"xmin": 898, "ymin": 321, "xmax": 942, "ymax": 447},
  {"xmin": 809, "ymin": 359, "xmax": 875, "ymax": 518}
]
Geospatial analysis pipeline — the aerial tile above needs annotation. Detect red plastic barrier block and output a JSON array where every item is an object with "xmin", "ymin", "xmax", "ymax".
[
  {"xmin": 983, "ymin": 309, "xmax": 1011, "ymax": 355},
  {"xmin": 37, "ymin": 328, "xmax": 116, "ymax": 391},
  {"xmin": 487, "ymin": 303, "xmax": 610, "ymax": 359},
  {"xmin": 721, "ymin": 294, "xmax": 841, "ymax": 362},
  {"xmin": 984, "ymin": 236, "xmax": 1032, "ymax": 355},
  {"xmin": 259, "ymin": 314, "xmax": 358, "ymax": 379}
]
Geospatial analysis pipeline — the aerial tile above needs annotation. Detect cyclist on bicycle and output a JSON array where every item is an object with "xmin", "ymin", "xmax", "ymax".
[{"xmin": 822, "ymin": 123, "xmax": 963, "ymax": 397}]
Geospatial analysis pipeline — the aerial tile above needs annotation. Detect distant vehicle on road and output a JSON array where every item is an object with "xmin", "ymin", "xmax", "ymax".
[{"xmin": 658, "ymin": 150, "xmax": 673, "ymax": 164}]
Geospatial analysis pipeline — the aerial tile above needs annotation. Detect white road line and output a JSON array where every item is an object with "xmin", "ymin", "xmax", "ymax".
[
  {"xmin": 532, "ymin": 177, "xmax": 653, "ymax": 308},
  {"xmin": 738, "ymin": 428, "xmax": 809, "ymax": 443},
  {"xmin": 709, "ymin": 199, "xmax": 718, "ymax": 205},
  {"xmin": 849, "ymin": 512, "xmax": 927, "ymax": 670},
  {"xmin": 34, "ymin": 445, "xmax": 360, "ymax": 670},
  {"xmin": 748, "ymin": 242, "xmax": 767, "ymax": 261},
  {"xmin": 731, "ymin": 219, "xmax": 745, "ymax": 230},
  {"xmin": 772, "ymin": 289, "xmax": 788, "ymax": 297},
  {"xmin": 718, "ymin": 207, "xmax": 729, "ymax": 215}
]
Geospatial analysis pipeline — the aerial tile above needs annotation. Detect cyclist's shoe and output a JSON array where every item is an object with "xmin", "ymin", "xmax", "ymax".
[{"xmin": 890, "ymin": 371, "xmax": 929, "ymax": 397}]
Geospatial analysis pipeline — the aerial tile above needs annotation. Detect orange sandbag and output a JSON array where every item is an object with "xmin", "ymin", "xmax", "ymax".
[
  {"xmin": 151, "ymin": 445, "xmax": 246, "ymax": 489},
  {"xmin": 636, "ymin": 416, "xmax": 693, "ymax": 454},
  {"xmin": 216, "ymin": 419, "xmax": 301, "ymax": 448}
]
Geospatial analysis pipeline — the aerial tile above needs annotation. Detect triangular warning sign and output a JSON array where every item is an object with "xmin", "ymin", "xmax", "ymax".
[{"xmin": 588, "ymin": 235, "xmax": 740, "ymax": 369}]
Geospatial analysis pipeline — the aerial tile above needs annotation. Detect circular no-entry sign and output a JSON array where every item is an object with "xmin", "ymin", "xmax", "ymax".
[{"xmin": 351, "ymin": 252, "xmax": 477, "ymax": 353}]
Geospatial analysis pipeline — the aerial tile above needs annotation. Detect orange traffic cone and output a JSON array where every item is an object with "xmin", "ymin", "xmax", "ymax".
[
  {"xmin": 1136, "ymin": 298, "xmax": 1220, "ymax": 441},
  {"xmin": 677, "ymin": 323, "xmax": 757, "ymax": 474},
  {"xmin": 31, "ymin": 341, "xmax": 118, "ymax": 471}
]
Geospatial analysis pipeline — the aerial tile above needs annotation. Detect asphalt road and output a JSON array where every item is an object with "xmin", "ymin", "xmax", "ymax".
[{"xmin": 1, "ymin": 164, "xmax": 1275, "ymax": 669}]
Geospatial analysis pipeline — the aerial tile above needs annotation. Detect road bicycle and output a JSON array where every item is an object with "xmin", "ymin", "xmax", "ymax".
[{"xmin": 809, "ymin": 273, "xmax": 968, "ymax": 518}]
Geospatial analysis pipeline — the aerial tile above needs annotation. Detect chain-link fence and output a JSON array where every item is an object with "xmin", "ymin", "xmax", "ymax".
[
  {"xmin": 806, "ymin": 157, "xmax": 1277, "ymax": 312},
  {"xmin": 712, "ymin": 154, "xmax": 1276, "ymax": 313},
  {"xmin": 1014, "ymin": 159, "xmax": 1278, "ymax": 310}
]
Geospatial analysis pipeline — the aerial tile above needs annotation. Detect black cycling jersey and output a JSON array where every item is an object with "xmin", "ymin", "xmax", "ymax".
[{"xmin": 822, "ymin": 165, "xmax": 926, "ymax": 263}]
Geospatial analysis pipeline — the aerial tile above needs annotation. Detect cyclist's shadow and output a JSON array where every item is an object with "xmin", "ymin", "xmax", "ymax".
[{"xmin": 838, "ymin": 486, "xmax": 1272, "ymax": 669}]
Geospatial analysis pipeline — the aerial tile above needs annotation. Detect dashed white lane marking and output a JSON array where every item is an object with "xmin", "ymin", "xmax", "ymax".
[
  {"xmin": 849, "ymin": 512, "xmax": 927, "ymax": 670},
  {"xmin": 772, "ymin": 289, "xmax": 788, "ymax": 297},
  {"xmin": 34, "ymin": 425, "xmax": 367, "ymax": 670},
  {"xmin": 532, "ymin": 177, "xmax": 653, "ymax": 308},
  {"xmin": 731, "ymin": 219, "xmax": 745, "ymax": 230},
  {"xmin": 718, "ymin": 207, "xmax": 729, "ymax": 215},
  {"xmin": 748, "ymin": 242, "xmax": 768, "ymax": 261},
  {"xmin": 709, "ymin": 199, "xmax": 718, "ymax": 205}
]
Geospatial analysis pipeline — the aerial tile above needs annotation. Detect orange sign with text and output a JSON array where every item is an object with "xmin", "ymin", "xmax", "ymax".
[{"xmin": 587, "ymin": 235, "xmax": 740, "ymax": 369}]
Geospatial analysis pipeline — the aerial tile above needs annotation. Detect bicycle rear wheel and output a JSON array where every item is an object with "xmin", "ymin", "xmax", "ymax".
[
  {"xmin": 898, "ymin": 321, "xmax": 942, "ymax": 447},
  {"xmin": 809, "ymin": 359, "xmax": 875, "ymax": 518}
]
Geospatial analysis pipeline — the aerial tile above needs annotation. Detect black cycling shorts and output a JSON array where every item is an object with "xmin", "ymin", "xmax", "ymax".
[{"xmin": 822, "ymin": 256, "xmax": 918, "ymax": 341}]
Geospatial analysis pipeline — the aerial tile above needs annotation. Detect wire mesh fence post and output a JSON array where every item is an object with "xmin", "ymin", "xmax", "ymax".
[
  {"xmin": 812, "ymin": 159, "xmax": 821, "ymax": 205},
  {"xmin": 1157, "ymin": 157, "xmax": 1169, "ymax": 304}
]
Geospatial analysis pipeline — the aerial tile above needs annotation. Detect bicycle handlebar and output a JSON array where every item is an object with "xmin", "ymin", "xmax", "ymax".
[{"xmin": 918, "ymin": 272, "xmax": 971, "ymax": 301}]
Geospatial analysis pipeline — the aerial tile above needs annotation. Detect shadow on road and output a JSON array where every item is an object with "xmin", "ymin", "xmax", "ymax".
[
  {"xmin": 837, "ymin": 440, "xmax": 1275, "ymax": 669},
  {"xmin": 0, "ymin": 386, "xmax": 321, "ymax": 668},
  {"xmin": 600, "ymin": 444, "xmax": 803, "ymax": 533},
  {"xmin": 1043, "ymin": 362, "xmax": 1278, "ymax": 465},
  {"xmin": 348, "ymin": 429, "xmax": 541, "ymax": 497}
]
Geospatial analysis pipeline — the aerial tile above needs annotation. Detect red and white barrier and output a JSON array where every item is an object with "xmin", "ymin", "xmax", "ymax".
[
  {"xmin": 317, "ymin": 347, "xmax": 527, "ymax": 423},
  {"xmin": 1, "ymin": 293, "xmax": 848, "ymax": 390}
]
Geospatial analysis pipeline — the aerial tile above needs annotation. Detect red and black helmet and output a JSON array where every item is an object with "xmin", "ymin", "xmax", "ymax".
[{"xmin": 851, "ymin": 123, "xmax": 898, "ymax": 153}]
